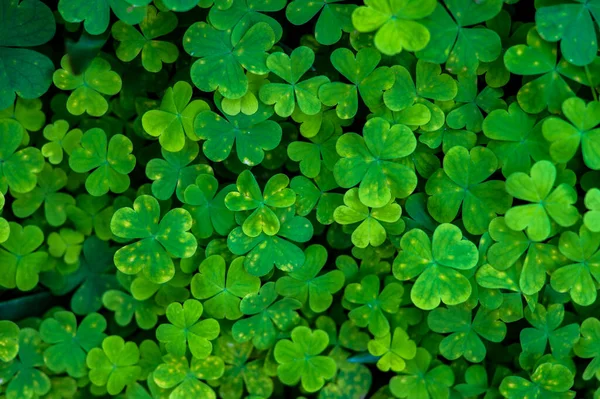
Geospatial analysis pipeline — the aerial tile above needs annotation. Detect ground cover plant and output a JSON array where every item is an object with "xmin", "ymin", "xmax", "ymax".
[{"xmin": 1, "ymin": 0, "xmax": 600, "ymax": 398}]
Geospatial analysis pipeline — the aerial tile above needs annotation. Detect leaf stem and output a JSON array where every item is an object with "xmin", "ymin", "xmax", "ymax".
[
  {"xmin": 585, "ymin": 65, "xmax": 598, "ymax": 102},
  {"xmin": 347, "ymin": 353, "xmax": 380, "ymax": 364}
]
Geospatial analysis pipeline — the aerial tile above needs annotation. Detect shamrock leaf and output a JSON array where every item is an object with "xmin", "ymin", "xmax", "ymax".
[
  {"xmin": 499, "ymin": 363, "xmax": 575, "ymax": 399},
  {"xmin": 259, "ymin": 47, "xmax": 329, "ymax": 117},
  {"xmin": 393, "ymin": 223, "xmax": 478, "ymax": 310},
  {"xmin": 275, "ymin": 326, "xmax": 337, "ymax": 393},
  {"xmin": 194, "ymin": 102, "xmax": 281, "ymax": 166},
  {"xmin": 112, "ymin": 6, "xmax": 179, "ymax": 72},
  {"xmin": 66, "ymin": 194, "xmax": 114, "ymax": 240},
  {"xmin": 367, "ymin": 327, "xmax": 417, "ymax": 372},
  {"xmin": 0, "ymin": 328, "xmax": 51, "ymax": 399},
  {"xmin": 417, "ymin": 0, "xmax": 503, "ymax": 74},
  {"xmin": 220, "ymin": 72, "xmax": 269, "ymax": 116},
  {"xmin": 543, "ymin": 97, "xmax": 600, "ymax": 169},
  {"xmin": 286, "ymin": 0, "xmax": 356, "ymax": 45},
  {"xmin": 291, "ymin": 170, "xmax": 344, "ymax": 225},
  {"xmin": 504, "ymin": 28, "xmax": 583, "ymax": 114},
  {"xmin": 0, "ymin": 119, "xmax": 44, "ymax": 194},
  {"xmin": 0, "ymin": 222, "xmax": 47, "ymax": 291},
  {"xmin": 48, "ymin": 228, "xmax": 84, "ymax": 265},
  {"xmin": 575, "ymin": 317, "xmax": 600, "ymax": 380},
  {"xmin": 585, "ymin": 188, "xmax": 600, "ymax": 233},
  {"xmin": 288, "ymin": 121, "xmax": 340, "ymax": 178},
  {"xmin": 58, "ymin": 0, "xmax": 147, "ymax": 35},
  {"xmin": 318, "ymin": 48, "xmax": 394, "ymax": 118},
  {"xmin": 426, "ymin": 146, "xmax": 511, "ymax": 235},
  {"xmin": 102, "ymin": 289, "xmax": 161, "ymax": 330},
  {"xmin": 343, "ymin": 274, "xmax": 403, "ymax": 337},
  {"xmin": 536, "ymin": 0, "xmax": 600, "ymax": 66},
  {"xmin": 53, "ymin": 56, "xmax": 122, "ymax": 117},
  {"xmin": 275, "ymin": 244, "xmax": 345, "ymax": 313},
  {"xmin": 227, "ymin": 207, "xmax": 313, "ymax": 277},
  {"xmin": 69, "ymin": 128, "xmax": 136, "ymax": 196},
  {"xmin": 389, "ymin": 348, "xmax": 454, "ymax": 399},
  {"xmin": 504, "ymin": 160, "xmax": 578, "ymax": 242},
  {"xmin": 191, "ymin": 255, "xmax": 260, "ymax": 320},
  {"xmin": 156, "ymin": 299, "xmax": 220, "ymax": 359},
  {"xmin": 214, "ymin": 335, "xmax": 274, "ymax": 399},
  {"xmin": 0, "ymin": 0, "xmax": 56, "ymax": 109},
  {"xmin": 183, "ymin": 174, "xmax": 236, "ymax": 239},
  {"xmin": 232, "ymin": 282, "xmax": 301, "ymax": 350},
  {"xmin": 41, "ymin": 120, "xmax": 82, "ymax": 165},
  {"xmin": 334, "ymin": 117, "xmax": 417, "ymax": 208},
  {"xmin": 183, "ymin": 21, "xmax": 275, "ymax": 99},
  {"xmin": 551, "ymin": 226, "xmax": 600, "ymax": 306},
  {"xmin": 146, "ymin": 139, "xmax": 212, "ymax": 202},
  {"xmin": 86, "ymin": 336, "xmax": 141, "ymax": 395},
  {"xmin": 40, "ymin": 312, "xmax": 106, "ymax": 378},
  {"xmin": 153, "ymin": 354, "xmax": 224, "ymax": 399},
  {"xmin": 334, "ymin": 188, "xmax": 403, "ymax": 248},
  {"xmin": 0, "ymin": 321, "xmax": 19, "ymax": 362},
  {"xmin": 483, "ymin": 102, "xmax": 550, "ymax": 177},
  {"xmin": 520, "ymin": 304, "xmax": 580, "ymax": 361},
  {"xmin": 428, "ymin": 305, "xmax": 507, "ymax": 363},
  {"xmin": 142, "ymin": 81, "xmax": 210, "ymax": 152},
  {"xmin": 208, "ymin": 0, "xmax": 286, "ymax": 42},
  {"xmin": 352, "ymin": 0, "xmax": 436, "ymax": 56},
  {"xmin": 225, "ymin": 170, "xmax": 295, "ymax": 237},
  {"xmin": 110, "ymin": 195, "xmax": 197, "ymax": 283}
]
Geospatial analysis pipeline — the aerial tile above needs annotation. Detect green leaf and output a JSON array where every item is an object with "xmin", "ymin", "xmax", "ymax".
[
  {"xmin": 499, "ymin": 363, "xmax": 575, "ymax": 398},
  {"xmin": 520, "ymin": 304, "xmax": 580, "ymax": 359},
  {"xmin": 368, "ymin": 327, "xmax": 417, "ymax": 372},
  {"xmin": 0, "ymin": 119, "xmax": 44, "ymax": 194},
  {"xmin": 86, "ymin": 335, "xmax": 141, "ymax": 395},
  {"xmin": 575, "ymin": 317, "xmax": 600, "ymax": 381},
  {"xmin": 209, "ymin": 0, "xmax": 286, "ymax": 43},
  {"xmin": 286, "ymin": 0, "xmax": 356, "ymax": 45},
  {"xmin": 0, "ymin": 222, "xmax": 47, "ymax": 291},
  {"xmin": 0, "ymin": 320, "xmax": 19, "ymax": 362},
  {"xmin": 58, "ymin": 0, "xmax": 146, "ymax": 35},
  {"xmin": 389, "ymin": 348, "xmax": 454, "ymax": 399}
]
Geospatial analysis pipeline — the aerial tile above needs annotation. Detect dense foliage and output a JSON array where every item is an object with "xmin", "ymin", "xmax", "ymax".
[{"xmin": 1, "ymin": 0, "xmax": 600, "ymax": 398}]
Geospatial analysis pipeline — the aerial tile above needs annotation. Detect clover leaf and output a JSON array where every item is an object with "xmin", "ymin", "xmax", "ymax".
[
  {"xmin": 86, "ymin": 335, "xmax": 141, "ymax": 395},
  {"xmin": 352, "ymin": 0, "xmax": 436, "ymax": 56},
  {"xmin": 225, "ymin": 170, "xmax": 295, "ymax": 237},
  {"xmin": 146, "ymin": 139, "xmax": 212, "ymax": 202},
  {"xmin": 0, "ymin": 119, "xmax": 44, "ymax": 194},
  {"xmin": 291, "ymin": 169, "xmax": 344, "ymax": 225},
  {"xmin": 368, "ymin": 327, "xmax": 416, "ymax": 372},
  {"xmin": 66, "ymin": 194, "xmax": 114, "ymax": 240},
  {"xmin": 111, "ymin": 195, "xmax": 197, "ymax": 284},
  {"xmin": 551, "ymin": 226, "xmax": 600, "ymax": 306},
  {"xmin": 153, "ymin": 354, "xmax": 224, "ymax": 399},
  {"xmin": 259, "ymin": 47, "xmax": 329, "ymax": 117},
  {"xmin": 142, "ymin": 81, "xmax": 210, "ymax": 152},
  {"xmin": 0, "ymin": 0, "xmax": 56, "ymax": 109},
  {"xmin": 334, "ymin": 117, "xmax": 417, "ymax": 208},
  {"xmin": 334, "ymin": 188, "xmax": 403, "ymax": 248},
  {"xmin": 48, "ymin": 228, "xmax": 84, "ymax": 266},
  {"xmin": 112, "ymin": 6, "xmax": 179, "ymax": 73},
  {"xmin": 53, "ymin": 56, "xmax": 122, "ymax": 117},
  {"xmin": 69, "ymin": 128, "xmax": 136, "ymax": 196},
  {"xmin": 208, "ymin": 0, "xmax": 286, "ymax": 42},
  {"xmin": 232, "ymin": 282, "xmax": 301, "ymax": 350},
  {"xmin": 288, "ymin": 124, "xmax": 340, "ymax": 179},
  {"xmin": 520, "ymin": 304, "xmax": 580, "ymax": 361},
  {"xmin": 0, "ymin": 328, "xmax": 51, "ymax": 399},
  {"xmin": 504, "ymin": 160, "xmax": 578, "ymax": 242},
  {"xmin": 0, "ymin": 321, "xmax": 19, "ymax": 363},
  {"xmin": 274, "ymin": 326, "xmax": 337, "ymax": 393},
  {"xmin": 417, "ymin": 0, "xmax": 503, "ymax": 74},
  {"xmin": 318, "ymin": 48, "xmax": 394, "ymax": 118},
  {"xmin": 0, "ymin": 222, "xmax": 47, "ymax": 291},
  {"xmin": 275, "ymin": 244, "xmax": 345, "ymax": 313},
  {"xmin": 584, "ymin": 188, "xmax": 600, "ymax": 232},
  {"xmin": 194, "ymin": 102, "xmax": 281, "ymax": 166},
  {"xmin": 183, "ymin": 21, "xmax": 275, "ymax": 99},
  {"xmin": 504, "ymin": 28, "xmax": 583, "ymax": 114},
  {"xmin": 389, "ymin": 348, "xmax": 454, "ymax": 399},
  {"xmin": 102, "ymin": 289, "xmax": 161, "ymax": 330},
  {"xmin": 575, "ymin": 317, "xmax": 600, "ymax": 380},
  {"xmin": 543, "ymin": 97, "xmax": 600, "ymax": 169},
  {"xmin": 227, "ymin": 206, "xmax": 313, "ymax": 276},
  {"xmin": 483, "ymin": 102, "xmax": 550, "ymax": 177},
  {"xmin": 58, "ymin": 0, "xmax": 147, "ymax": 35},
  {"xmin": 393, "ymin": 223, "xmax": 478, "ymax": 310},
  {"xmin": 499, "ymin": 363, "xmax": 575, "ymax": 399},
  {"xmin": 536, "ymin": 0, "xmax": 600, "ymax": 66},
  {"xmin": 41, "ymin": 120, "xmax": 82, "ymax": 165},
  {"xmin": 40, "ymin": 312, "xmax": 106, "ymax": 378},
  {"xmin": 343, "ymin": 274, "xmax": 403, "ymax": 337},
  {"xmin": 426, "ymin": 146, "xmax": 511, "ymax": 235},
  {"xmin": 286, "ymin": 0, "xmax": 356, "ymax": 45},
  {"xmin": 220, "ymin": 72, "xmax": 268, "ymax": 116},
  {"xmin": 428, "ymin": 304, "xmax": 506, "ymax": 363},
  {"xmin": 156, "ymin": 299, "xmax": 219, "ymax": 359}
]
